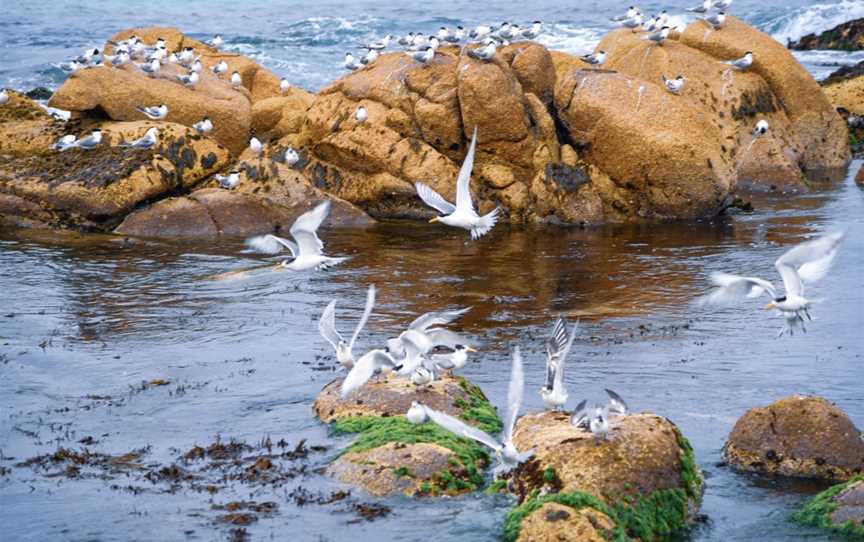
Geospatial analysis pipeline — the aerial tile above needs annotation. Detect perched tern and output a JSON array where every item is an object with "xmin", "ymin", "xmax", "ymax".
[
  {"xmin": 611, "ymin": 6, "xmax": 641, "ymax": 22},
  {"xmin": 176, "ymin": 70, "xmax": 199, "ymax": 87},
  {"xmin": 344, "ymin": 52, "xmax": 362, "ymax": 71},
  {"xmin": 192, "ymin": 116, "xmax": 213, "ymax": 135},
  {"xmin": 245, "ymin": 200, "xmax": 350, "ymax": 271},
  {"xmin": 410, "ymin": 366, "xmax": 435, "ymax": 387},
  {"xmin": 467, "ymin": 41, "xmax": 497, "ymax": 61},
  {"xmin": 136, "ymin": 104, "xmax": 168, "ymax": 120},
  {"xmin": 753, "ymin": 119, "xmax": 769, "ymax": 136},
  {"xmin": 360, "ymin": 48, "xmax": 379, "ymax": 65},
  {"xmin": 700, "ymin": 232, "xmax": 845, "ymax": 336},
  {"xmin": 211, "ymin": 59, "xmax": 228, "ymax": 76},
  {"xmin": 406, "ymin": 401, "xmax": 429, "ymax": 424},
  {"xmin": 420, "ymin": 346, "xmax": 533, "ymax": 476},
  {"xmin": 121, "ymin": 127, "xmax": 158, "ymax": 149},
  {"xmin": 431, "ymin": 344, "xmax": 476, "ymax": 373},
  {"xmin": 319, "ymin": 284, "xmax": 376, "ymax": 370},
  {"xmin": 663, "ymin": 74, "xmax": 686, "ymax": 94},
  {"xmin": 725, "ymin": 51, "xmax": 753, "ymax": 70},
  {"xmin": 355, "ymin": 106, "xmax": 368, "ymax": 123},
  {"xmin": 249, "ymin": 134, "xmax": 263, "ymax": 155},
  {"xmin": 0, "ymin": 89, "xmax": 8, "ymax": 105},
  {"xmin": 415, "ymin": 127, "xmax": 499, "ymax": 240},
  {"xmin": 284, "ymin": 147, "xmax": 300, "ymax": 165},
  {"xmin": 521, "ymin": 21, "xmax": 543, "ymax": 40},
  {"xmin": 407, "ymin": 46, "xmax": 436, "ymax": 65},
  {"xmin": 687, "ymin": 0, "xmax": 712, "ymax": 13},
  {"xmin": 72, "ymin": 129, "xmax": 103, "ymax": 150},
  {"xmin": 646, "ymin": 26, "xmax": 671, "ymax": 45},
  {"xmin": 581, "ymin": 50, "xmax": 606, "ymax": 65},
  {"xmin": 280, "ymin": 78, "xmax": 291, "ymax": 93},
  {"xmin": 704, "ymin": 11, "xmax": 727, "ymax": 29},
  {"xmin": 215, "ymin": 171, "xmax": 240, "ymax": 189},
  {"xmin": 713, "ymin": 0, "xmax": 733, "ymax": 9},
  {"xmin": 210, "ymin": 35, "xmax": 224, "ymax": 49},
  {"xmin": 230, "ymin": 71, "xmax": 243, "ymax": 88},
  {"xmin": 137, "ymin": 59, "xmax": 161, "ymax": 75},
  {"xmin": 51, "ymin": 134, "xmax": 77, "ymax": 151}
]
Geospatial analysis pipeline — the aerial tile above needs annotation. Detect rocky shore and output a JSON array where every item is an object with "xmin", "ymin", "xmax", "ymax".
[
  {"xmin": 1, "ymin": 17, "xmax": 853, "ymax": 236},
  {"xmin": 788, "ymin": 18, "xmax": 864, "ymax": 51}
]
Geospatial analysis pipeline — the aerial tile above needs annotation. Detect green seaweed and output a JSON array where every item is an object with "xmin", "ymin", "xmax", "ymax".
[
  {"xmin": 542, "ymin": 466, "xmax": 557, "ymax": 484},
  {"xmin": 455, "ymin": 376, "xmax": 503, "ymax": 434},
  {"xmin": 792, "ymin": 476, "xmax": 864, "ymax": 540},
  {"xmin": 485, "ymin": 479, "xmax": 508, "ymax": 495},
  {"xmin": 393, "ymin": 466, "xmax": 415, "ymax": 478},
  {"xmin": 331, "ymin": 416, "xmax": 489, "ymax": 492},
  {"xmin": 675, "ymin": 429, "xmax": 703, "ymax": 499}
]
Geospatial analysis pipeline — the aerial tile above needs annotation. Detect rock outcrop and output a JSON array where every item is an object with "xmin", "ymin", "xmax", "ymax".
[
  {"xmin": 789, "ymin": 18, "xmax": 864, "ymax": 51},
  {"xmin": 316, "ymin": 374, "xmax": 502, "ymax": 497},
  {"xmin": 0, "ymin": 91, "xmax": 64, "ymax": 157},
  {"xmin": 504, "ymin": 411, "xmax": 702, "ymax": 542},
  {"xmin": 792, "ymin": 476, "xmax": 864, "ymax": 539},
  {"xmin": 725, "ymin": 396, "xmax": 864, "ymax": 481},
  {"xmin": 0, "ymin": 117, "xmax": 230, "ymax": 230}
]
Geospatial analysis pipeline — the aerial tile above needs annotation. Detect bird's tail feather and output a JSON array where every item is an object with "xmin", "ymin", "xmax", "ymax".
[{"xmin": 471, "ymin": 207, "xmax": 499, "ymax": 240}]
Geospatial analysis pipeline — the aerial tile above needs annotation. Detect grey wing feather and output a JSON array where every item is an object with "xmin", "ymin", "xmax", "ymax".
[
  {"xmin": 290, "ymin": 201, "xmax": 330, "ymax": 256},
  {"xmin": 409, "ymin": 307, "xmax": 471, "ymax": 331},
  {"xmin": 699, "ymin": 272, "xmax": 776, "ymax": 306},
  {"xmin": 605, "ymin": 389, "xmax": 628, "ymax": 415},
  {"xmin": 554, "ymin": 321, "xmax": 579, "ymax": 389},
  {"xmin": 424, "ymin": 407, "xmax": 501, "ymax": 451},
  {"xmin": 503, "ymin": 346, "xmax": 524, "ymax": 444},
  {"xmin": 349, "ymin": 284, "xmax": 376, "ymax": 349},
  {"xmin": 775, "ymin": 232, "xmax": 844, "ymax": 296},
  {"xmin": 319, "ymin": 300, "xmax": 343, "ymax": 350},
  {"xmin": 341, "ymin": 350, "xmax": 396, "ymax": 398},
  {"xmin": 424, "ymin": 328, "xmax": 472, "ymax": 350},
  {"xmin": 415, "ymin": 182, "xmax": 456, "ymax": 215},
  {"xmin": 546, "ymin": 318, "xmax": 568, "ymax": 361},
  {"xmin": 571, "ymin": 399, "xmax": 588, "ymax": 428},
  {"xmin": 245, "ymin": 234, "xmax": 298, "ymax": 256},
  {"xmin": 454, "ymin": 127, "xmax": 477, "ymax": 213}
]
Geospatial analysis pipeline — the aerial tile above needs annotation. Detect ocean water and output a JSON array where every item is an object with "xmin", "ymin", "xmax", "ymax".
[{"xmin": 1, "ymin": 0, "xmax": 864, "ymax": 92}]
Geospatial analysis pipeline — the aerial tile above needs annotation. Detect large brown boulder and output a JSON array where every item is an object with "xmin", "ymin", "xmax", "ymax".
[
  {"xmin": 679, "ymin": 16, "xmax": 849, "ymax": 170},
  {"xmin": 252, "ymin": 89, "xmax": 315, "ymax": 142},
  {"xmin": 823, "ymin": 73, "xmax": 864, "ymax": 116},
  {"xmin": 0, "ymin": 121, "xmax": 229, "ymax": 230},
  {"xmin": 725, "ymin": 396, "xmax": 864, "ymax": 481},
  {"xmin": 504, "ymin": 411, "xmax": 702, "ymax": 542},
  {"xmin": 115, "ymin": 185, "xmax": 371, "ymax": 238}
]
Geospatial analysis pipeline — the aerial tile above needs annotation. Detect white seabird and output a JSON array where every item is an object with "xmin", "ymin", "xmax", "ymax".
[
  {"xmin": 230, "ymin": 71, "xmax": 243, "ymax": 88},
  {"xmin": 704, "ymin": 11, "xmax": 727, "ymax": 29},
  {"xmin": 611, "ymin": 6, "xmax": 641, "ymax": 22},
  {"xmin": 121, "ymin": 127, "xmax": 158, "ymax": 149},
  {"xmin": 753, "ymin": 119, "xmax": 769, "ymax": 136},
  {"xmin": 415, "ymin": 127, "xmax": 500, "ymax": 240},
  {"xmin": 354, "ymin": 106, "xmax": 368, "ymax": 123},
  {"xmin": 51, "ymin": 134, "xmax": 77, "ymax": 151},
  {"xmin": 662, "ymin": 74, "xmax": 686, "ymax": 94},
  {"xmin": 344, "ymin": 52, "xmax": 362, "ymax": 71},
  {"xmin": 386, "ymin": 306, "xmax": 473, "ymax": 362},
  {"xmin": 646, "ymin": 26, "xmax": 671, "ymax": 45},
  {"xmin": 420, "ymin": 346, "xmax": 533, "ymax": 476},
  {"xmin": 137, "ymin": 59, "xmax": 161, "ymax": 75},
  {"xmin": 467, "ymin": 41, "xmax": 497, "ymax": 61},
  {"xmin": 406, "ymin": 401, "xmax": 429, "ymax": 424},
  {"xmin": 249, "ymin": 134, "xmax": 263, "ymax": 155},
  {"xmin": 687, "ymin": 0, "xmax": 712, "ymax": 13},
  {"xmin": 431, "ymin": 344, "xmax": 476, "ymax": 373},
  {"xmin": 280, "ymin": 78, "xmax": 291, "ymax": 94},
  {"xmin": 136, "ymin": 104, "xmax": 168, "ymax": 120},
  {"xmin": 210, "ymin": 35, "xmax": 224, "ymax": 49},
  {"xmin": 521, "ymin": 21, "xmax": 543, "ymax": 40},
  {"xmin": 319, "ymin": 284, "xmax": 376, "ymax": 370},
  {"xmin": 72, "ymin": 129, "xmax": 103, "ymax": 150},
  {"xmin": 340, "ymin": 349, "xmax": 400, "ymax": 398},
  {"xmin": 211, "ymin": 59, "xmax": 229, "ymax": 76},
  {"xmin": 581, "ymin": 50, "xmax": 606, "ymax": 65},
  {"xmin": 245, "ymin": 200, "xmax": 350, "ymax": 271},
  {"xmin": 725, "ymin": 51, "xmax": 753, "ymax": 70},
  {"xmin": 0, "ymin": 89, "xmax": 9, "ymax": 105},
  {"xmin": 193, "ymin": 116, "xmax": 213, "ymax": 135},
  {"xmin": 539, "ymin": 318, "xmax": 578, "ymax": 410},
  {"xmin": 284, "ymin": 147, "xmax": 300, "ymax": 165},
  {"xmin": 214, "ymin": 171, "xmax": 240, "ymax": 189},
  {"xmin": 176, "ymin": 70, "xmax": 199, "ymax": 87},
  {"xmin": 407, "ymin": 46, "xmax": 436, "ymax": 65},
  {"xmin": 700, "ymin": 231, "xmax": 845, "ymax": 336}
]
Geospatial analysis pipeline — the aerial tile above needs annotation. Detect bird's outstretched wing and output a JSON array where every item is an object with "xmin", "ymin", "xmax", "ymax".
[
  {"xmin": 454, "ymin": 127, "xmax": 478, "ymax": 213},
  {"xmin": 244, "ymin": 234, "xmax": 298, "ymax": 256},
  {"xmin": 699, "ymin": 272, "xmax": 777, "ymax": 306},
  {"xmin": 341, "ymin": 349, "xmax": 396, "ymax": 398},
  {"xmin": 775, "ymin": 232, "xmax": 844, "ymax": 297},
  {"xmin": 570, "ymin": 399, "xmax": 589, "ymax": 428},
  {"xmin": 319, "ymin": 300, "xmax": 343, "ymax": 350},
  {"xmin": 415, "ymin": 182, "xmax": 456, "ymax": 215},
  {"xmin": 503, "ymin": 346, "xmax": 524, "ymax": 444},
  {"xmin": 290, "ymin": 201, "xmax": 330, "ymax": 257},
  {"xmin": 605, "ymin": 389, "xmax": 628, "ymax": 415},
  {"xmin": 424, "ymin": 407, "xmax": 501, "ymax": 451},
  {"xmin": 424, "ymin": 328, "xmax": 472, "ymax": 350},
  {"xmin": 554, "ymin": 321, "xmax": 579, "ymax": 390},
  {"xmin": 409, "ymin": 307, "xmax": 471, "ymax": 331},
  {"xmin": 546, "ymin": 318, "xmax": 568, "ymax": 364},
  {"xmin": 349, "ymin": 285, "xmax": 376, "ymax": 349}
]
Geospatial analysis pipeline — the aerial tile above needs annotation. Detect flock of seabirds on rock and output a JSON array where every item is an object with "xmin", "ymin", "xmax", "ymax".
[{"xmin": 0, "ymin": 2, "xmax": 848, "ymax": 474}]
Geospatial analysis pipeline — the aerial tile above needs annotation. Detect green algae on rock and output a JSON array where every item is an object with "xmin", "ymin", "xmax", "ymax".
[{"xmin": 793, "ymin": 476, "xmax": 864, "ymax": 540}]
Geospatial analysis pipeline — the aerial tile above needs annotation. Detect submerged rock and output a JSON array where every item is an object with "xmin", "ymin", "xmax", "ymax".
[
  {"xmin": 725, "ymin": 396, "xmax": 864, "ymax": 481},
  {"xmin": 506, "ymin": 411, "xmax": 702, "ymax": 541},
  {"xmin": 792, "ymin": 476, "xmax": 864, "ymax": 539},
  {"xmin": 788, "ymin": 18, "xmax": 864, "ymax": 51},
  {"xmin": 317, "ymin": 374, "xmax": 502, "ymax": 497}
]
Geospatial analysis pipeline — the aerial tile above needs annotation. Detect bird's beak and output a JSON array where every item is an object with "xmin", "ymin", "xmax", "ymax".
[
  {"xmin": 764, "ymin": 302, "xmax": 776, "ymax": 310},
  {"xmin": 465, "ymin": 347, "xmax": 477, "ymax": 353},
  {"xmin": 429, "ymin": 217, "xmax": 440, "ymax": 223}
]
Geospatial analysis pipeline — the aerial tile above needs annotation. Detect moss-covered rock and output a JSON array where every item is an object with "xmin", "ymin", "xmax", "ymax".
[
  {"xmin": 505, "ymin": 411, "xmax": 702, "ymax": 541},
  {"xmin": 0, "ymin": 91, "xmax": 65, "ymax": 157},
  {"xmin": 319, "ymin": 375, "xmax": 502, "ymax": 497},
  {"xmin": 513, "ymin": 500, "xmax": 619, "ymax": 542},
  {"xmin": 793, "ymin": 476, "xmax": 864, "ymax": 540},
  {"xmin": 725, "ymin": 396, "xmax": 864, "ymax": 481}
]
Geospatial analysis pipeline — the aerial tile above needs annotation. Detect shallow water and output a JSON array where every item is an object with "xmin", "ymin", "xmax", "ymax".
[{"xmin": 1, "ymin": 160, "xmax": 862, "ymax": 541}]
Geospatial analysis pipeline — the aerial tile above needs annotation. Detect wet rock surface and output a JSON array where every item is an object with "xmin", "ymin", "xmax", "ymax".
[
  {"xmin": 789, "ymin": 18, "xmax": 864, "ymax": 51},
  {"xmin": 793, "ymin": 476, "xmax": 864, "ymax": 539},
  {"xmin": 513, "ymin": 502, "xmax": 618, "ymax": 542},
  {"xmin": 725, "ymin": 396, "xmax": 864, "ymax": 481},
  {"xmin": 505, "ymin": 411, "xmax": 703, "ymax": 542}
]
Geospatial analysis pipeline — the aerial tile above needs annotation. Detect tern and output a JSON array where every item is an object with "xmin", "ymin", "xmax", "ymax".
[
  {"xmin": 51, "ymin": 134, "xmax": 77, "ymax": 151},
  {"xmin": 72, "ymin": 129, "xmax": 102, "ymax": 150},
  {"xmin": 249, "ymin": 134, "xmax": 263, "ymax": 155},
  {"xmin": 230, "ymin": 71, "xmax": 243, "ymax": 88},
  {"xmin": 137, "ymin": 59, "xmax": 161, "ymax": 75},
  {"xmin": 646, "ymin": 26, "xmax": 671, "ymax": 45},
  {"xmin": 704, "ymin": 11, "xmax": 727, "ymax": 29},
  {"xmin": 571, "ymin": 389, "xmax": 628, "ymax": 439},
  {"xmin": 211, "ymin": 59, "xmax": 228, "ymax": 76},
  {"xmin": 397, "ymin": 33, "xmax": 415, "ymax": 46},
  {"xmin": 354, "ymin": 106, "xmax": 368, "ymax": 123},
  {"xmin": 361, "ymin": 35, "xmax": 392, "ymax": 50},
  {"xmin": 0, "ymin": 89, "xmax": 8, "ymax": 105},
  {"xmin": 136, "ymin": 104, "xmax": 168, "ymax": 120},
  {"xmin": 700, "ymin": 231, "xmax": 845, "ymax": 336},
  {"xmin": 663, "ymin": 74, "xmax": 685, "ymax": 94},
  {"xmin": 106, "ymin": 51, "xmax": 131, "ymax": 66},
  {"xmin": 121, "ymin": 127, "xmax": 158, "ymax": 149},
  {"xmin": 210, "ymin": 35, "xmax": 224, "ymax": 49},
  {"xmin": 215, "ymin": 171, "xmax": 240, "ymax": 189},
  {"xmin": 611, "ymin": 6, "xmax": 641, "ymax": 22},
  {"xmin": 179, "ymin": 47, "xmax": 195, "ymax": 65},
  {"xmin": 415, "ymin": 127, "xmax": 500, "ymax": 240},
  {"xmin": 284, "ymin": 147, "xmax": 300, "ymax": 165},
  {"xmin": 189, "ymin": 58, "xmax": 203, "ymax": 73},
  {"xmin": 753, "ymin": 119, "xmax": 769, "ymax": 136},
  {"xmin": 420, "ymin": 346, "xmax": 533, "ymax": 476},
  {"xmin": 581, "ymin": 50, "xmax": 606, "ymax": 65},
  {"xmin": 725, "ymin": 51, "xmax": 753, "ymax": 70},
  {"xmin": 687, "ymin": 0, "xmax": 712, "ymax": 13},
  {"xmin": 539, "ymin": 318, "xmax": 578, "ymax": 410},
  {"xmin": 280, "ymin": 78, "xmax": 291, "ymax": 94},
  {"xmin": 340, "ymin": 349, "xmax": 400, "ymax": 398},
  {"xmin": 192, "ymin": 116, "xmax": 213, "ymax": 135},
  {"xmin": 469, "ymin": 25, "xmax": 494, "ymax": 40},
  {"xmin": 410, "ymin": 366, "xmax": 435, "ymax": 387},
  {"xmin": 319, "ymin": 284, "xmax": 376, "ymax": 370},
  {"xmin": 620, "ymin": 15, "xmax": 643, "ymax": 32},
  {"xmin": 59, "ymin": 60, "xmax": 84, "ymax": 73},
  {"xmin": 467, "ymin": 41, "xmax": 497, "ymax": 61},
  {"xmin": 407, "ymin": 46, "xmax": 435, "ymax": 65},
  {"xmin": 521, "ymin": 21, "xmax": 543, "ymax": 40},
  {"xmin": 431, "ymin": 345, "xmax": 476, "ymax": 373},
  {"xmin": 176, "ymin": 70, "xmax": 199, "ymax": 87},
  {"xmin": 386, "ymin": 307, "xmax": 472, "ymax": 363},
  {"xmin": 406, "ymin": 401, "xmax": 429, "ymax": 424},
  {"xmin": 344, "ymin": 52, "xmax": 362, "ymax": 71},
  {"xmin": 245, "ymin": 200, "xmax": 350, "ymax": 271},
  {"xmin": 360, "ymin": 48, "xmax": 378, "ymax": 65}
]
